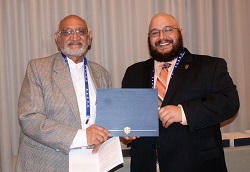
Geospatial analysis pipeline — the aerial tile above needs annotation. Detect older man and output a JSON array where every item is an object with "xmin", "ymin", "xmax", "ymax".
[{"xmin": 15, "ymin": 15, "xmax": 111, "ymax": 172}]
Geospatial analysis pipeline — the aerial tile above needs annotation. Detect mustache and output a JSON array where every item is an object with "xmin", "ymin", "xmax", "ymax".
[
  {"xmin": 66, "ymin": 40, "xmax": 84, "ymax": 45},
  {"xmin": 155, "ymin": 39, "xmax": 173, "ymax": 46}
]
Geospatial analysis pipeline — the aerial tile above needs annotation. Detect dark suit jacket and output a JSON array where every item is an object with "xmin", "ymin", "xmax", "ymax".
[
  {"xmin": 15, "ymin": 52, "xmax": 111, "ymax": 172},
  {"xmin": 122, "ymin": 48, "xmax": 239, "ymax": 172}
]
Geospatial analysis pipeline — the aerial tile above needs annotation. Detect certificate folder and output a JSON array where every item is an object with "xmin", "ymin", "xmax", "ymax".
[{"xmin": 96, "ymin": 88, "xmax": 159, "ymax": 136}]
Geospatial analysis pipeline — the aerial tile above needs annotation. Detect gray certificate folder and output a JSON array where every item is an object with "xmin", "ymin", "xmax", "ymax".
[{"xmin": 95, "ymin": 88, "xmax": 159, "ymax": 136}]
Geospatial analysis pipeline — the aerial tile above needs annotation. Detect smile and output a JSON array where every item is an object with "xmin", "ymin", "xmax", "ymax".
[
  {"xmin": 69, "ymin": 42, "xmax": 82, "ymax": 46},
  {"xmin": 156, "ymin": 39, "xmax": 173, "ymax": 47},
  {"xmin": 159, "ymin": 42, "xmax": 170, "ymax": 46}
]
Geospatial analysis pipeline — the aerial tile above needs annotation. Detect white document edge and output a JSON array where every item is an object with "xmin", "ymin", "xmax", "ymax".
[{"xmin": 69, "ymin": 137, "xmax": 123, "ymax": 172}]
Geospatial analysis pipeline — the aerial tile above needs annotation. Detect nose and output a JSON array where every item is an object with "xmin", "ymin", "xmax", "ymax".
[
  {"xmin": 70, "ymin": 31, "xmax": 81, "ymax": 41},
  {"xmin": 159, "ymin": 30, "xmax": 165, "ymax": 39}
]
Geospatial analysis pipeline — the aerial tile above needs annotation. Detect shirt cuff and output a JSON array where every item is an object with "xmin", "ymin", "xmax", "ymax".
[
  {"xmin": 178, "ymin": 104, "xmax": 188, "ymax": 125},
  {"xmin": 70, "ymin": 129, "xmax": 88, "ymax": 149}
]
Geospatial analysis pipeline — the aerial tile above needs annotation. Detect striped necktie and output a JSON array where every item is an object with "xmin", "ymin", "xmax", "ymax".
[{"xmin": 155, "ymin": 63, "xmax": 171, "ymax": 107}]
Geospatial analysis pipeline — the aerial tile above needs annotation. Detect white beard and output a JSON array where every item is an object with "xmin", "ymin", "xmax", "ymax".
[
  {"xmin": 58, "ymin": 37, "xmax": 89, "ymax": 57},
  {"xmin": 61, "ymin": 45, "xmax": 87, "ymax": 57}
]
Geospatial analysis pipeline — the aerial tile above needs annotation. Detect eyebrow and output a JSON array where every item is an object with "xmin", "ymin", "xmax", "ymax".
[
  {"xmin": 60, "ymin": 27, "xmax": 88, "ymax": 30},
  {"xmin": 151, "ymin": 26, "xmax": 173, "ymax": 30}
]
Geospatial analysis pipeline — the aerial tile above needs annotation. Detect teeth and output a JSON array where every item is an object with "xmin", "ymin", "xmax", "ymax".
[{"xmin": 159, "ymin": 42, "xmax": 169, "ymax": 46}]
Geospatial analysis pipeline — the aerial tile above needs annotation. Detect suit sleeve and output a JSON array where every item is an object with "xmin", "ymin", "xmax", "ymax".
[{"xmin": 181, "ymin": 58, "xmax": 240, "ymax": 132}]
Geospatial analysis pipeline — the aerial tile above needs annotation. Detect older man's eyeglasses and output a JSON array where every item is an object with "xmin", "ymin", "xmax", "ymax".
[
  {"xmin": 58, "ymin": 28, "xmax": 88, "ymax": 37},
  {"xmin": 148, "ymin": 26, "xmax": 179, "ymax": 37}
]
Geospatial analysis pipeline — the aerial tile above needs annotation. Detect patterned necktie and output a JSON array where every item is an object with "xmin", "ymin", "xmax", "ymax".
[{"xmin": 155, "ymin": 63, "xmax": 171, "ymax": 107}]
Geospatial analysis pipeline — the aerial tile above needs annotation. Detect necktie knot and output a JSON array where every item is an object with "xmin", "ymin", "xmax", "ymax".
[{"xmin": 162, "ymin": 63, "xmax": 171, "ymax": 70}]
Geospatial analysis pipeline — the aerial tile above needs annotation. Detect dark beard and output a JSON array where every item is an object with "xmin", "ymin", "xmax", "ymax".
[{"xmin": 148, "ymin": 32, "xmax": 184, "ymax": 62}]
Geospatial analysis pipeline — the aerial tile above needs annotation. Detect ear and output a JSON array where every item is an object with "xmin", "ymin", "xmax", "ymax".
[
  {"xmin": 55, "ymin": 33, "xmax": 59, "ymax": 45},
  {"xmin": 54, "ymin": 33, "xmax": 60, "ymax": 51},
  {"xmin": 87, "ymin": 31, "xmax": 93, "ymax": 50},
  {"xmin": 179, "ymin": 27, "xmax": 183, "ymax": 34}
]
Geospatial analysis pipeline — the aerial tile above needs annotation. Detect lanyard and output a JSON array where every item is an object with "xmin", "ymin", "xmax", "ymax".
[
  {"xmin": 151, "ymin": 49, "xmax": 185, "ymax": 88},
  {"xmin": 61, "ymin": 53, "xmax": 91, "ymax": 123}
]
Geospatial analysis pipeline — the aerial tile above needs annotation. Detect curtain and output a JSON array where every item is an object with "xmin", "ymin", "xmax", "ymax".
[{"xmin": 0, "ymin": 0, "xmax": 249, "ymax": 171}]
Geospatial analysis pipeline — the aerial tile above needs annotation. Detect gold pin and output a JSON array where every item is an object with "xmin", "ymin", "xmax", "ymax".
[{"xmin": 185, "ymin": 64, "xmax": 189, "ymax": 69}]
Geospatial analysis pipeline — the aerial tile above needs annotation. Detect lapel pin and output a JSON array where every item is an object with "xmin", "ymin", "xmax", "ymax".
[{"xmin": 185, "ymin": 64, "xmax": 189, "ymax": 69}]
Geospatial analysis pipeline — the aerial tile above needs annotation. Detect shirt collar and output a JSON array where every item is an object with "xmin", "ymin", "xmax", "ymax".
[
  {"xmin": 154, "ymin": 58, "xmax": 177, "ymax": 73},
  {"xmin": 67, "ymin": 57, "xmax": 84, "ymax": 69}
]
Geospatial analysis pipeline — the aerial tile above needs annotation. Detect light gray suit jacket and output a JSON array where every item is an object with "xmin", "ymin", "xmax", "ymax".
[{"xmin": 15, "ymin": 52, "xmax": 111, "ymax": 172}]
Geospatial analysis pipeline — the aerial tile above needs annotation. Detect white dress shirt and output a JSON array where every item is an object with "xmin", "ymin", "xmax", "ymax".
[
  {"xmin": 66, "ymin": 57, "xmax": 97, "ymax": 148},
  {"xmin": 154, "ymin": 59, "xmax": 187, "ymax": 125}
]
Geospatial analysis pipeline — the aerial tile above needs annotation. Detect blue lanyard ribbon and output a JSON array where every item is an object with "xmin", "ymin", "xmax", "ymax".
[
  {"xmin": 61, "ymin": 53, "xmax": 91, "ymax": 122},
  {"xmin": 151, "ymin": 48, "xmax": 185, "ymax": 88}
]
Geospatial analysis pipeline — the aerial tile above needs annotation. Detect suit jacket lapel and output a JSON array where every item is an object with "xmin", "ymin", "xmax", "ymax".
[
  {"xmin": 143, "ymin": 59, "xmax": 154, "ymax": 88},
  {"xmin": 52, "ymin": 53, "xmax": 81, "ymax": 127},
  {"xmin": 163, "ymin": 49, "xmax": 193, "ymax": 104},
  {"xmin": 87, "ymin": 62, "xmax": 100, "ymax": 88}
]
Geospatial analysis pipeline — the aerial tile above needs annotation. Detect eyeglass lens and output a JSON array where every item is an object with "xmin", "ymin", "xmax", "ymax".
[{"xmin": 59, "ymin": 28, "xmax": 88, "ymax": 36}]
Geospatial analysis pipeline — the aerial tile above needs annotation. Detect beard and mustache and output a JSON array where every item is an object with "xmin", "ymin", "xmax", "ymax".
[
  {"xmin": 148, "ymin": 30, "xmax": 184, "ymax": 62},
  {"xmin": 58, "ymin": 38, "xmax": 89, "ymax": 57}
]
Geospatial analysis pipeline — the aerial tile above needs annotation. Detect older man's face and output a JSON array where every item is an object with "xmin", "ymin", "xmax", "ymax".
[{"xmin": 55, "ymin": 16, "xmax": 91, "ymax": 57}]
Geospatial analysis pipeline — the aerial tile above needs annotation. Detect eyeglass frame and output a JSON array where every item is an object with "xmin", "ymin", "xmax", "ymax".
[
  {"xmin": 57, "ymin": 28, "xmax": 89, "ymax": 37},
  {"xmin": 148, "ymin": 26, "xmax": 180, "ymax": 37}
]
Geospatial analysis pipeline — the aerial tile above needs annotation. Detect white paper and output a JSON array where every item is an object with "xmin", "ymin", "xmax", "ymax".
[{"xmin": 69, "ymin": 137, "xmax": 123, "ymax": 172}]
